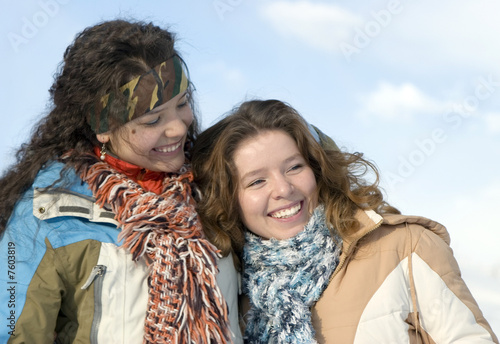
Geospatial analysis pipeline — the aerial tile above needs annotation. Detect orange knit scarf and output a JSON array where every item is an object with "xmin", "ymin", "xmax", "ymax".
[{"xmin": 80, "ymin": 161, "xmax": 232, "ymax": 343}]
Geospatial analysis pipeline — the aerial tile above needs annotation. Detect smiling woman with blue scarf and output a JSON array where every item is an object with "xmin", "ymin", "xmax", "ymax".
[{"xmin": 192, "ymin": 99, "xmax": 498, "ymax": 343}]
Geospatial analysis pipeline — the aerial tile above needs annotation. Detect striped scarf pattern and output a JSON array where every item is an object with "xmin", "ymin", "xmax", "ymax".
[
  {"xmin": 80, "ymin": 162, "xmax": 232, "ymax": 344},
  {"xmin": 243, "ymin": 206, "xmax": 341, "ymax": 344}
]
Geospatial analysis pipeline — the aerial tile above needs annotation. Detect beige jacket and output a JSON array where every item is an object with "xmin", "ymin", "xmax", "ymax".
[{"xmin": 312, "ymin": 209, "xmax": 498, "ymax": 343}]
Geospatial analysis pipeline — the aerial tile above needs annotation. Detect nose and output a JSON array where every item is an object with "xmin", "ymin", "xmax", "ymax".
[
  {"xmin": 271, "ymin": 175, "xmax": 294, "ymax": 199},
  {"xmin": 164, "ymin": 113, "xmax": 190, "ymax": 138}
]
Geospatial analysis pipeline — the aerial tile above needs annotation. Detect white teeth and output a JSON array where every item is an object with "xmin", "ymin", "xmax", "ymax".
[
  {"xmin": 155, "ymin": 142, "xmax": 181, "ymax": 153},
  {"xmin": 270, "ymin": 204, "xmax": 301, "ymax": 219}
]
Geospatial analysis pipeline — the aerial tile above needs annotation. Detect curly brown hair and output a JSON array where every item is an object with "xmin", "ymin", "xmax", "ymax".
[
  {"xmin": 0, "ymin": 19, "xmax": 199, "ymax": 233},
  {"xmin": 192, "ymin": 99, "xmax": 399, "ymax": 265}
]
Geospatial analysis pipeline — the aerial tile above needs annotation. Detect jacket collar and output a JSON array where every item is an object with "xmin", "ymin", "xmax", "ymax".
[{"xmin": 343, "ymin": 209, "xmax": 384, "ymax": 247}]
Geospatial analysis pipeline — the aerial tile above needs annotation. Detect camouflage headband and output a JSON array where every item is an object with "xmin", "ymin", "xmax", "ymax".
[{"xmin": 88, "ymin": 55, "xmax": 189, "ymax": 134}]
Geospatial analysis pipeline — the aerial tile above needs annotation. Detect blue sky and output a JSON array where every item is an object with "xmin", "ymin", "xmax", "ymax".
[{"xmin": 1, "ymin": 0, "xmax": 499, "ymax": 329}]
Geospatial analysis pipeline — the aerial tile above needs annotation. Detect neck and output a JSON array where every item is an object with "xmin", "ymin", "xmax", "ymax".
[{"xmin": 94, "ymin": 146, "xmax": 166, "ymax": 193}]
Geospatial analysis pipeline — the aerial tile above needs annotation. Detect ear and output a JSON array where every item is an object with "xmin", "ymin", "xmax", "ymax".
[{"xmin": 96, "ymin": 133, "xmax": 110, "ymax": 144}]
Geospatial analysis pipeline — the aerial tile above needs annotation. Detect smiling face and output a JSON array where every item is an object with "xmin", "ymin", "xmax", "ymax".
[
  {"xmin": 234, "ymin": 130, "xmax": 318, "ymax": 240},
  {"xmin": 97, "ymin": 91, "xmax": 193, "ymax": 172}
]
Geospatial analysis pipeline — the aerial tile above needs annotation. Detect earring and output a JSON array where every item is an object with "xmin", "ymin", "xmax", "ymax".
[{"xmin": 100, "ymin": 143, "xmax": 107, "ymax": 161}]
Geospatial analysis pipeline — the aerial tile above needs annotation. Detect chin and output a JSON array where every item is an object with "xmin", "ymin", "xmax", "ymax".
[{"xmin": 161, "ymin": 160, "xmax": 185, "ymax": 173}]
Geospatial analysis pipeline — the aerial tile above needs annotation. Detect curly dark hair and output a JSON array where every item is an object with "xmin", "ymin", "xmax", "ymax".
[
  {"xmin": 0, "ymin": 19, "xmax": 200, "ymax": 233},
  {"xmin": 192, "ymin": 99, "xmax": 399, "ymax": 264}
]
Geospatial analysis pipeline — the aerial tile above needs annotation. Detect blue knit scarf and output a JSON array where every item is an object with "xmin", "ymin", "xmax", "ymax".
[{"xmin": 242, "ymin": 206, "xmax": 342, "ymax": 343}]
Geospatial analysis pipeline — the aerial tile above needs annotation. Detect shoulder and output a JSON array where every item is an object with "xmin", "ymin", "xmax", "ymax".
[
  {"xmin": 5, "ymin": 161, "xmax": 118, "ymax": 249},
  {"xmin": 380, "ymin": 213, "xmax": 450, "ymax": 245},
  {"xmin": 358, "ymin": 213, "xmax": 450, "ymax": 249},
  {"xmin": 349, "ymin": 212, "xmax": 454, "ymax": 270},
  {"xmin": 33, "ymin": 161, "xmax": 92, "ymax": 196}
]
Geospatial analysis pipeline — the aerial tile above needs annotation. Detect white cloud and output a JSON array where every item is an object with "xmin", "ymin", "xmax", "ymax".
[
  {"xmin": 260, "ymin": 1, "xmax": 362, "ymax": 53},
  {"xmin": 373, "ymin": 0, "xmax": 500, "ymax": 72},
  {"xmin": 260, "ymin": 1, "xmax": 500, "ymax": 72},
  {"xmin": 358, "ymin": 82, "xmax": 445, "ymax": 121},
  {"xmin": 485, "ymin": 112, "xmax": 500, "ymax": 133}
]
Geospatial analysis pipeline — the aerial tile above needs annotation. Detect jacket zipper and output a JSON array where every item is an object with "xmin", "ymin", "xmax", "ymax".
[
  {"xmin": 81, "ymin": 265, "xmax": 107, "ymax": 344},
  {"xmin": 81, "ymin": 265, "xmax": 106, "ymax": 290}
]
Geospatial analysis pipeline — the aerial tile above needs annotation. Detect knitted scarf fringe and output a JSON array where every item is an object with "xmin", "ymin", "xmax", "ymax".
[{"xmin": 80, "ymin": 162, "xmax": 232, "ymax": 344}]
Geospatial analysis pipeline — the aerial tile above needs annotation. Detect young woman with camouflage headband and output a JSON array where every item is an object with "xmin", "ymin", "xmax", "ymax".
[{"xmin": 0, "ymin": 19, "xmax": 241, "ymax": 343}]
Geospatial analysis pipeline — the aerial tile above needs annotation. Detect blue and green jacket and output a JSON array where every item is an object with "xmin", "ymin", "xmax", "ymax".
[{"xmin": 0, "ymin": 162, "xmax": 242, "ymax": 343}]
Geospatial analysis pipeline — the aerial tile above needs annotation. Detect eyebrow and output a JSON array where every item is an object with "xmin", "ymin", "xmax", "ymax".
[{"xmin": 239, "ymin": 153, "xmax": 304, "ymax": 182}]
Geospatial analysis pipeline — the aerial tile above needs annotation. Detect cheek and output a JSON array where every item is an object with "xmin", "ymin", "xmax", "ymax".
[
  {"xmin": 241, "ymin": 193, "xmax": 266, "ymax": 219},
  {"xmin": 182, "ymin": 108, "xmax": 195, "ymax": 127},
  {"xmin": 238, "ymin": 193, "xmax": 248, "ymax": 218},
  {"xmin": 238, "ymin": 192, "xmax": 256, "ymax": 222},
  {"xmin": 305, "ymin": 171, "xmax": 318, "ymax": 201},
  {"xmin": 127, "ymin": 132, "xmax": 154, "ymax": 152}
]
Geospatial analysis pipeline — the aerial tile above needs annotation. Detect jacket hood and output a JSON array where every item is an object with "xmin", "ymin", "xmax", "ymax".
[
  {"xmin": 381, "ymin": 213, "xmax": 450, "ymax": 245},
  {"xmin": 347, "ymin": 209, "xmax": 450, "ymax": 247}
]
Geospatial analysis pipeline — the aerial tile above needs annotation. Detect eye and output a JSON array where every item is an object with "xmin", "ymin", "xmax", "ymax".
[
  {"xmin": 177, "ymin": 93, "xmax": 190, "ymax": 109},
  {"xmin": 144, "ymin": 116, "xmax": 161, "ymax": 126},
  {"xmin": 247, "ymin": 179, "xmax": 265, "ymax": 188},
  {"xmin": 287, "ymin": 164, "xmax": 304, "ymax": 173}
]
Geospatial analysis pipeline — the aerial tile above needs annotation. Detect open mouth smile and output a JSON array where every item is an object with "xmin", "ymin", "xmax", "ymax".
[
  {"xmin": 269, "ymin": 202, "xmax": 302, "ymax": 219},
  {"xmin": 154, "ymin": 141, "xmax": 182, "ymax": 153}
]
